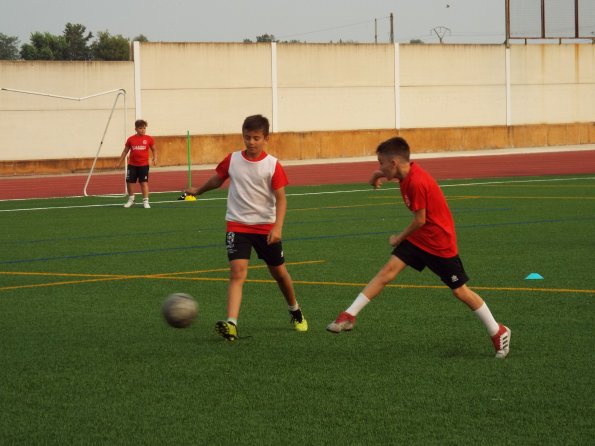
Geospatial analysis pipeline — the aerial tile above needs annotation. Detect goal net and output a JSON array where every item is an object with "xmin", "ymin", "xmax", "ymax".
[{"xmin": 0, "ymin": 87, "xmax": 128, "ymax": 197}]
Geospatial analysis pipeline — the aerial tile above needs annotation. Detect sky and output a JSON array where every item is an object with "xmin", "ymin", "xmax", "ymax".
[{"xmin": 2, "ymin": 0, "xmax": 506, "ymax": 45}]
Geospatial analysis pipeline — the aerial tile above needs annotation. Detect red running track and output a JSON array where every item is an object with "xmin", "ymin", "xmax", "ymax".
[{"xmin": 1, "ymin": 150, "xmax": 594, "ymax": 200}]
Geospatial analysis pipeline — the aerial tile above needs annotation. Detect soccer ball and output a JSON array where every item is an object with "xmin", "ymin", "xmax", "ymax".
[{"xmin": 161, "ymin": 293, "xmax": 198, "ymax": 328}]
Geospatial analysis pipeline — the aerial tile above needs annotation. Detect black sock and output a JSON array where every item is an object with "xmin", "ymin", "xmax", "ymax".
[{"xmin": 289, "ymin": 309, "xmax": 303, "ymax": 322}]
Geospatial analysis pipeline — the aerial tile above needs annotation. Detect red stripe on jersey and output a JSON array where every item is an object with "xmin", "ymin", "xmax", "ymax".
[
  {"xmin": 226, "ymin": 221, "xmax": 273, "ymax": 234},
  {"xmin": 216, "ymin": 151, "xmax": 288, "ymax": 189}
]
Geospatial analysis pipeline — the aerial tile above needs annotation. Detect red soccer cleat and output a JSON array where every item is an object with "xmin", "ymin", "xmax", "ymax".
[
  {"xmin": 491, "ymin": 324, "xmax": 511, "ymax": 359},
  {"xmin": 326, "ymin": 311, "xmax": 356, "ymax": 333}
]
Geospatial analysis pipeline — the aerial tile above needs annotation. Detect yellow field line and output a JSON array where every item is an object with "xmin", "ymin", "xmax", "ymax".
[
  {"xmin": 2, "ymin": 274, "xmax": 592, "ymax": 295},
  {"xmin": 146, "ymin": 260, "xmax": 326, "ymax": 278},
  {"xmin": 0, "ymin": 276, "xmax": 135, "ymax": 291},
  {"xmin": 0, "ymin": 260, "xmax": 327, "ymax": 292},
  {"xmin": 1, "ymin": 261, "xmax": 591, "ymax": 295},
  {"xmin": 291, "ymin": 280, "xmax": 594, "ymax": 294},
  {"xmin": 120, "ymin": 277, "xmax": 595, "ymax": 294}
]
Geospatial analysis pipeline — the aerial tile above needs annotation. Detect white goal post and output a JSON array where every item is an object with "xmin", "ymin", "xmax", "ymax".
[{"xmin": 0, "ymin": 87, "xmax": 127, "ymax": 197}]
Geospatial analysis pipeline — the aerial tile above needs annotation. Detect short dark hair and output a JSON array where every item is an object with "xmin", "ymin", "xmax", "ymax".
[
  {"xmin": 376, "ymin": 137, "xmax": 410, "ymax": 161},
  {"xmin": 242, "ymin": 115, "xmax": 270, "ymax": 137},
  {"xmin": 135, "ymin": 119, "xmax": 148, "ymax": 128}
]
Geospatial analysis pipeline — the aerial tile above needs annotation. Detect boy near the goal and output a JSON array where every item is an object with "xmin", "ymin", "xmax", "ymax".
[
  {"xmin": 116, "ymin": 119, "xmax": 157, "ymax": 209},
  {"xmin": 327, "ymin": 136, "xmax": 511, "ymax": 359}
]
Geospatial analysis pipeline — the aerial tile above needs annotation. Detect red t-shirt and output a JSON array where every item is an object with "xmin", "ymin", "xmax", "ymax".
[
  {"xmin": 126, "ymin": 134, "xmax": 154, "ymax": 166},
  {"xmin": 215, "ymin": 150, "xmax": 288, "ymax": 234},
  {"xmin": 399, "ymin": 162, "xmax": 458, "ymax": 257}
]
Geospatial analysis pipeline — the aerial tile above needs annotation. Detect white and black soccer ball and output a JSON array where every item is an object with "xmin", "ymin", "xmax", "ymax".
[{"xmin": 161, "ymin": 293, "xmax": 198, "ymax": 328}]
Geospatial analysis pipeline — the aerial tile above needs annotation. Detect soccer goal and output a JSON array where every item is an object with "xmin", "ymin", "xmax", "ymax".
[{"xmin": 0, "ymin": 87, "xmax": 128, "ymax": 197}]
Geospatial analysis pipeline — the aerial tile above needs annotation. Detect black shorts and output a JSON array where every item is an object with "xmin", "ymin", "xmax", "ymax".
[
  {"xmin": 392, "ymin": 239, "xmax": 469, "ymax": 289},
  {"xmin": 126, "ymin": 165, "xmax": 150, "ymax": 183},
  {"xmin": 225, "ymin": 232, "xmax": 285, "ymax": 266}
]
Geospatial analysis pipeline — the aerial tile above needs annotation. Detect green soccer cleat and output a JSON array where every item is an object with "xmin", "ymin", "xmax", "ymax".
[
  {"xmin": 215, "ymin": 320, "xmax": 238, "ymax": 341},
  {"xmin": 289, "ymin": 309, "xmax": 308, "ymax": 332}
]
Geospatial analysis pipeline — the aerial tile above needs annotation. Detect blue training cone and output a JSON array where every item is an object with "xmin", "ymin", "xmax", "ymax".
[{"xmin": 525, "ymin": 273, "xmax": 544, "ymax": 280}]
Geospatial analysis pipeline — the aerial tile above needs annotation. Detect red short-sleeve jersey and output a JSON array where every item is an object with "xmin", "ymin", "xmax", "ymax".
[
  {"xmin": 126, "ymin": 134, "xmax": 154, "ymax": 166},
  {"xmin": 399, "ymin": 162, "xmax": 458, "ymax": 257}
]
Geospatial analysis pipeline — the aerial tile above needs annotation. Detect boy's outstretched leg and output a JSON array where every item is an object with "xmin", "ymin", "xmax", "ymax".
[{"xmin": 327, "ymin": 256, "xmax": 406, "ymax": 333}]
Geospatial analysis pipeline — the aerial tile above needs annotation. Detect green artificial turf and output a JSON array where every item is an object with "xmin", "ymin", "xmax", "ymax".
[{"xmin": 0, "ymin": 175, "xmax": 593, "ymax": 445}]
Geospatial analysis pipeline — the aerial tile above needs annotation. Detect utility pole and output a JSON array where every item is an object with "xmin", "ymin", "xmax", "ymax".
[
  {"xmin": 505, "ymin": 0, "xmax": 510, "ymax": 46},
  {"xmin": 432, "ymin": 26, "xmax": 451, "ymax": 43},
  {"xmin": 375, "ymin": 18, "xmax": 378, "ymax": 44},
  {"xmin": 389, "ymin": 13, "xmax": 394, "ymax": 43}
]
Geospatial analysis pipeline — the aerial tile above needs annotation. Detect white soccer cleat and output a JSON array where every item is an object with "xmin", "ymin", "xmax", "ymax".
[
  {"xmin": 123, "ymin": 198, "xmax": 135, "ymax": 208},
  {"xmin": 143, "ymin": 201, "xmax": 151, "ymax": 209},
  {"xmin": 491, "ymin": 324, "xmax": 511, "ymax": 359}
]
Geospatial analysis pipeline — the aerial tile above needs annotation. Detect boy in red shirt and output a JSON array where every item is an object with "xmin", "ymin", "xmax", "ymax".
[
  {"xmin": 327, "ymin": 137, "xmax": 511, "ymax": 359},
  {"xmin": 116, "ymin": 119, "xmax": 157, "ymax": 209},
  {"xmin": 185, "ymin": 115, "xmax": 307, "ymax": 341}
]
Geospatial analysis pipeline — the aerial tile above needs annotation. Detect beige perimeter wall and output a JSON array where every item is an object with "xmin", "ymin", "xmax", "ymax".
[{"xmin": 1, "ymin": 43, "xmax": 594, "ymax": 175}]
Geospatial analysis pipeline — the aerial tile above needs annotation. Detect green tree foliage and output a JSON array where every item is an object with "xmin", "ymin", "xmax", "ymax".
[
  {"xmin": 16, "ymin": 23, "xmax": 143, "ymax": 61},
  {"xmin": 92, "ymin": 31, "xmax": 130, "ymax": 60},
  {"xmin": 63, "ymin": 23, "xmax": 93, "ymax": 60},
  {"xmin": 20, "ymin": 32, "xmax": 67, "ymax": 60},
  {"xmin": 0, "ymin": 33, "xmax": 20, "ymax": 60},
  {"xmin": 256, "ymin": 34, "xmax": 276, "ymax": 42},
  {"xmin": 245, "ymin": 35, "xmax": 303, "ymax": 44}
]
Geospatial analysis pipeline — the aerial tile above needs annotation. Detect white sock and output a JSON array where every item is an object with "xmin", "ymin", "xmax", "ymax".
[
  {"xmin": 288, "ymin": 303, "xmax": 299, "ymax": 312},
  {"xmin": 474, "ymin": 303, "xmax": 500, "ymax": 336},
  {"xmin": 143, "ymin": 197, "xmax": 149, "ymax": 202},
  {"xmin": 345, "ymin": 293, "xmax": 371, "ymax": 317},
  {"xmin": 127, "ymin": 195, "xmax": 134, "ymax": 201},
  {"xmin": 227, "ymin": 317, "xmax": 237, "ymax": 326}
]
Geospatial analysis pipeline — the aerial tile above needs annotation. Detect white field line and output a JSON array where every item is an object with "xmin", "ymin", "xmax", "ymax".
[{"xmin": 1, "ymin": 176, "xmax": 594, "ymax": 213}]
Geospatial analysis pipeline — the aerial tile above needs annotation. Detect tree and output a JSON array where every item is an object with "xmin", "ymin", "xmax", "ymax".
[
  {"xmin": 256, "ymin": 34, "xmax": 276, "ymax": 42},
  {"xmin": 16, "ymin": 23, "xmax": 144, "ymax": 61},
  {"xmin": 409, "ymin": 39, "xmax": 424, "ymax": 44},
  {"xmin": 0, "ymin": 33, "xmax": 20, "ymax": 60},
  {"xmin": 0, "ymin": 33, "xmax": 20, "ymax": 59},
  {"xmin": 92, "ymin": 31, "xmax": 130, "ymax": 60},
  {"xmin": 20, "ymin": 32, "xmax": 67, "ymax": 60},
  {"xmin": 63, "ymin": 23, "xmax": 93, "ymax": 60}
]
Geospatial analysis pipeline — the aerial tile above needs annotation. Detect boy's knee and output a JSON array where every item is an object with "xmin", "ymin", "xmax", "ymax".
[{"xmin": 269, "ymin": 265, "xmax": 290, "ymax": 282}]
